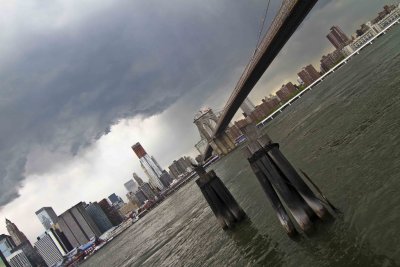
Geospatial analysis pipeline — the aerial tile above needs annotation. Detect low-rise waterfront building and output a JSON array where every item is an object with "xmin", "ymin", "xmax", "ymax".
[
  {"xmin": 276, "ymin": 82, "xmax": 298, "ymax": 102},
  {"xmin": 118, "ymin": 202, "xmax": 138, "ymax": 218},
  {"xmin": 374, "ymin": 4, "xmax": 400, "ymax": 30},
  {"xmin": 297, "ymin": 64, "xmax": 321, "ymax": 86},
  {"xmin": 344, "ymin": 22, "xmax": 379, "ymax": 53},
  {"xmin": 168, "ymin": 157, "xmax": 193, "ymax": 180},
  {"xmin": 259, "ymin": 96, "xmax": 280, "ymax": 114},
  {"xmin": 343, "ymin": 5, "xmax": 400, "ymax": 56},
  {"xmin": 320, "ymin": 49, "xmax": 345, "ymax": 73}
]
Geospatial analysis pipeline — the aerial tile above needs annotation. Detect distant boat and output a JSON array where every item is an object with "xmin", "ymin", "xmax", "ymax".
[{"xmin": 132, "ymin": 214, "xmax": 139, "ymax": 223}]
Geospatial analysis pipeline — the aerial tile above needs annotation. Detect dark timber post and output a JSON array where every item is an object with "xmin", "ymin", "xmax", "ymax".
[
  {"xmin": 194, "ymin": 165, "xmax": 246, "ymax": 230},
  {"xmin": 240, "ymin": 123, "xmax": 335, "ymax": 235}
]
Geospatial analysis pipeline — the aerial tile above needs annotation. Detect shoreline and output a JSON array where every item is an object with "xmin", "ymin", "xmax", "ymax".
[{"xmin": 257, "ymin": 16, "xmax": 400, "ymax": 128}]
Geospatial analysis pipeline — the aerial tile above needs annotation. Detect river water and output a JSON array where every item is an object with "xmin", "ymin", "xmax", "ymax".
[{"xmin": 82, "ymin": 25, "xmax": 400, "ymax": 267}]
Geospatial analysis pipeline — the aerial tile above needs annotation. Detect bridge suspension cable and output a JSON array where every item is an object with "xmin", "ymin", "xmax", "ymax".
[
  {"xmin": 223, "ymin": 0, "xmax": 296, "ymax": 114},
  {"xmin": 254, "ymin": 0, "xmax": 272, "ymax": 57}
]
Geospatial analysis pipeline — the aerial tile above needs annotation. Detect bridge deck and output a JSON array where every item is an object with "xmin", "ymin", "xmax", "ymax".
[{"xmin": 204, "ymin": 0, "xmax": 318, "ymax": 159}]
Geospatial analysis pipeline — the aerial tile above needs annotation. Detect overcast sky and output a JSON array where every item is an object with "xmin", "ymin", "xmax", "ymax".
[{"xmin": 0, "ymin": 0, "xmax": 393, "ymax": 242}]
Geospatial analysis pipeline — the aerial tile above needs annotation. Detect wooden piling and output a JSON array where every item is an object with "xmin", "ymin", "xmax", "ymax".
[
  {"xmin": 265, "ymin": 143, "xmax": 330, "ymax": 220},
  {"xmin": 195, "ymin": 165, "xmax": 246, "ymax": 229},
  {"xmin": 239, "ymin": 122, "xmax": 336, "ymax": 234},
  {"xmin": 244, "ymin": 147, "xmax": 297, "ymax": 237}
]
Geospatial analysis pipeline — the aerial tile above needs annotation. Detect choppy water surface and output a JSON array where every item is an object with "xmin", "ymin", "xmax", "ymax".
[{"xmin": 83, "ymin": 26, "xmax": 400, "ymax": 267}]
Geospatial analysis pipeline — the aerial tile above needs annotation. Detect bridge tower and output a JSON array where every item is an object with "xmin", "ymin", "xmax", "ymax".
[{"xmin": 194, "ymin": 108, "xmax": 235, "ymax": 157}]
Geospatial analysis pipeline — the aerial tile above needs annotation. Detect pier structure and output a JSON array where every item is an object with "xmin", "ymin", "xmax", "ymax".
[
  {"xmin": 240, "ymin": 123, "xmax": 338, "ymax": 235},
  {"xmin": 193, "ymin": 165, "xmax": 246, "ymax": 229}
]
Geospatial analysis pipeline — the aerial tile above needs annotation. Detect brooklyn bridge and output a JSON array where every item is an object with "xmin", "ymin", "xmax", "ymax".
[{"xmin": 194, "ymin": 0, "xmax": 318, "ymax": 160}]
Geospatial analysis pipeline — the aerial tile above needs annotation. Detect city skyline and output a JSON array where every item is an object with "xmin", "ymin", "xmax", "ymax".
[{"xmin": 0, "ymin": 0, "xmax": 392, "ymax": 243}]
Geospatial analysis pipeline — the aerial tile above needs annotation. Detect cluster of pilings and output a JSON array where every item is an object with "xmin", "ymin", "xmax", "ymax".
[
  {"xmin": 195, "ymin": 122, "xmax": 339, "ymax": 236},
  {"xmin": 194, "ymin": 165, "xmax": 246, "ymax": 229},
  {"xmin": 241, "ymin": 123, "xmax": 338, "ymax": 236}
]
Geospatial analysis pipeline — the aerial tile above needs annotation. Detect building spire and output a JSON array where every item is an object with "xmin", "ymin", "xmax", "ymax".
[{"xmin": 5, "ymin": 218, "xmax": 29, "ymax": 246}]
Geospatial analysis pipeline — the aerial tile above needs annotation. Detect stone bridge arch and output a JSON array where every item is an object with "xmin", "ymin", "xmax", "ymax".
[{"xmin": 194, "ymin": 108, "xmax": 236, "ymax": 157}]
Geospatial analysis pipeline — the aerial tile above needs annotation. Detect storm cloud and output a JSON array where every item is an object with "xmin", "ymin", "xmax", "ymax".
[
  {"xmin": 0, "ymin": 0, "xmax": 285, "ymax": 206},
  {"xmin": 0, "ymin": 0, "xmax": 392, "ymax": 240}
]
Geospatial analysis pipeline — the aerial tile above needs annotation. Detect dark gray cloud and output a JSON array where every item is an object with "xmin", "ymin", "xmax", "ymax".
[
  {"xmin": 0, "ymin": 0, "xmax": 281, "ymax": 206},
  {"xmin": 0, "ymin": 0, "xmax": 391, "ymax": 208}
]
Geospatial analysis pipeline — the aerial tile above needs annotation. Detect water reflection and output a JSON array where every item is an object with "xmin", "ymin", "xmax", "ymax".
[
  {"xmin": 298, "ymin": 218, "xmax": 399, "ymax": 267},
  {"xmin": 228, "ymin": 219, "xmax": 286, "ymax": 266}
]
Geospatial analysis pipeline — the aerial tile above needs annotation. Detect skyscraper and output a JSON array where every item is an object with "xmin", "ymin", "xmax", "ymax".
[
  {"xmin": 139, "ymin": 183, "xmax": 156, "ymax": 200},
  {"xmin": 47, "ymin": 226, "xmax": 73, "ymax": 253},
  {"xmin": 159, "ymin": 171, "xmax": 173, "ymax": 188},
  {"xmin": 85, "ymin": 202, "xmax": 113, "ymax": 234},
  {"xmin": 327, "ymin": 25, "xmax": 350, "ymax": 49},
  {"xmin": 6, "ymin": 250, "xmax": 31, "ymax": 267},
  {"xmin": 240, "ymin": 97, "xmax": 256, "ymax": 117},
  {"xmin": 5, "ymin": 219, "xmax": 45, "ymax": 266},
  {"xmin": 34, "ymin": 207, "xmax": 72, "ymax": 253},
  {"xmin": 34, "ymin": 232, "xmax": 64, "ymax": 267},
  {"xmin": 98, "ymin": 199, "xmax": 123, "ymax": 226},
  {"xmin": 57, "ymin": 202, "xmax": 101, "ymax": 248},
  {"xmin": 35, "ymin": 207, "xmax": 58, "ymax": 230},
  {"xmin": 0, "ymin": 249, "xmax": 10, "ymax": 267},
  {"xmin": 126, "ymin": 192, "xmax": 140, "ymax": 206},
  {"xmin": 5, "ymin": 219, "xmax": 28, "ymax": 247},
  {"xmin": 124, "ymin": 179, "xmax": 138, "ymax": 193},
  {"xmin": 131, "ymin": 143, "xmax": 165, "ymax": 190},
  {"xmin": 108, "ymin": 193, "xmax": 123, "ymax": 205},
  {"xmin": 0, "ymin": 234, "xmax": 15, "ymax": 258},
  {"xmin": 134, "ymin": 191, "xmax": 148, "ymax": 206},
  {"xmin": 132, "ymin": 173, "xmax": 144, "ymax": 186}
]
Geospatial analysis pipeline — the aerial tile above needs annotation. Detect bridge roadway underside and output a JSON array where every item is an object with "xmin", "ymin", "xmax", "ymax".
[{"xmin": 204, "ymin": 0, "xmax": 318, "ymax": 160}]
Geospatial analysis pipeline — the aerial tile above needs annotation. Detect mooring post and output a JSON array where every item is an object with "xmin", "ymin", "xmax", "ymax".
[
  {"xmin": 241, "ymin": 123, "xmax": 314, "ymax": 232},
  {"xmin": 243, "ymin": 147, "xmax": 297, "ymax": 237},
  {"xmin": 194, "ymin": 165, "xmax": 246, "ymax": 230},
  {"xmin": 240, "ymin": 122, "xmax": 335, "ymax": 234},
  {"xmin": 264, "ymin": 143, "xmax": 329, "ymax": 220}
]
